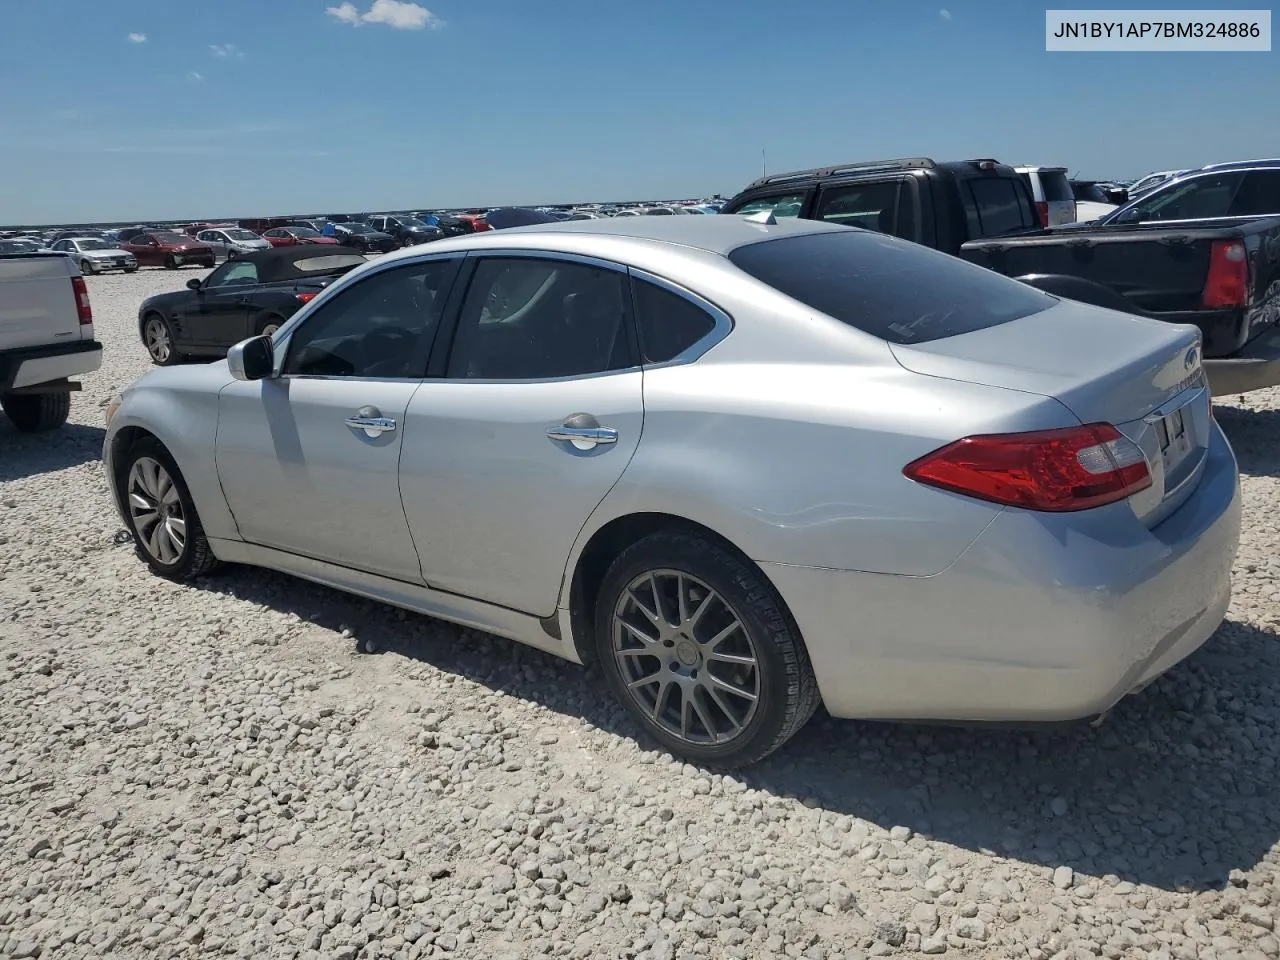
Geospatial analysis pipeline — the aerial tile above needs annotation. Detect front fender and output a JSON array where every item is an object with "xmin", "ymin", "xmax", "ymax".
[{"xmin": 104, "ymin": 375, "xmax": 238, "ymax": 541}]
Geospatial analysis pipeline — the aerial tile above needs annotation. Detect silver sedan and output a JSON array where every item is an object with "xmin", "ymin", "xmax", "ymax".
[
  {"xmin": 102, "ymin": 216, "xmax": 1241, "ymax": 766},
  {"xmin": 195, "ymin": 228, "xmax": 273, "ymax": 260}
]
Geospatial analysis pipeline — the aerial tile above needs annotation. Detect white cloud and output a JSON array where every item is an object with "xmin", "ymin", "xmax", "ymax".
[
  {"xmin": 127, "ymin": 32, "xmax": 147, "ymax": 43},
  {"xmin": 327, "ymin": 0, "xmax": 440, "ymax": 30},
  {"xmin": 939, "ymin": 8, "xmax": 953, "ymax": 20},
  {"xmin": 188, "ymin": 71, "xmax": 205, "ymax": 82},
  {"xmin": 209, "ymin": 43, "xmax": 245, "ymax": 58}
]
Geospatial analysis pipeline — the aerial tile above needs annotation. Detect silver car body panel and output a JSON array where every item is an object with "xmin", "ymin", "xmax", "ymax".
[{"xmin": 104, "ymin": 216, "xmax": 1242, "ymax": 722}]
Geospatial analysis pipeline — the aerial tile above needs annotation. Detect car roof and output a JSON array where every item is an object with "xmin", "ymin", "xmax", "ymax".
[
  {"xmin": 1194, "ymin": 158, "xmax": 1280, "ymax": 172},
  {"xmin": 224, "ymin": 245, "xmax": 368, "ymax": 282},
  {"xmin": 405, "ymin": 213, "xmax": 842, "ymax": 257}
]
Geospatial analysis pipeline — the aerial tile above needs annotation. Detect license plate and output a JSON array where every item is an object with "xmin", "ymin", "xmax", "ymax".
[{"xmin": 1154, "ymin": 407, "xmax": 1193, "ymax": 471}]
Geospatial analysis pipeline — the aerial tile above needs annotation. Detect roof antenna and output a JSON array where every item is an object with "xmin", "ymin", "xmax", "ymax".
[{"xmin": 761, "ymin": 146, "xmax": 767, "ymax": 177}]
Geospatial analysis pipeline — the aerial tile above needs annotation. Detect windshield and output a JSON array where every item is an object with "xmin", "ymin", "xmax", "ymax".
[
  {"xmin": 226, "ymin": 229, "xmax": 258, "ymax": 240},
  {"xmin": 339, "ymin": 223, "xmax": 373, "ymax": 234},
  {"xmin": 77, "ymin": 239, "xmax": 113, "ymax": 250},
  {"xmin": 292, "ymin": 227, "xmax": 321, "ymax": 238},
  {"xmin": 400, "ymin": 218, "xmax": 428, "ymax": 229},
  {"xmin": 728, "ymin": 230, "xmax": 1053, "ymax": 345},
  {"xmin": 153, "ymin": 233, "xmax": 186, "ymax": 243}
]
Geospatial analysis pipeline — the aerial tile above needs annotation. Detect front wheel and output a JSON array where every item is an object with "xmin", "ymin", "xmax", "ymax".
[
  {"xmin": 164, "ymin": 254, "xmax": 177, "ymax": 270},
  {"xmin": 595, "ymin": 530, "xmax": 820, "ymax": 767},
  {"xmin": 142, "ymin": 313, "xmax": 182, "ymax": 366},
  {"xmin": 118, "ymin": 438, "xmax": 219, "ymax": 581},
  {"xmin": 1, "ymin": 390, "xmax": 71, "ymax": 432},
  {"xmin": 80, "ymin": 259, "xmax": 96, "ymax": 276}
]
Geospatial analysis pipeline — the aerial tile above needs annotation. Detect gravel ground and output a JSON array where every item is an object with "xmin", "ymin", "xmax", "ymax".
[{"xmin": 2, "ymin": 264, "xmax": 1280, "ymax": 960}]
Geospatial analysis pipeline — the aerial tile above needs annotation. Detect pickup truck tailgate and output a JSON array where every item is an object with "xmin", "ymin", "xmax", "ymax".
[
  {"xmin": 0, "ymin": 255, "xmax": 81, "ymax": 351},
  {"xmin": 959, "ymin": 224, "xmax": 1230, "ymax": 314}
]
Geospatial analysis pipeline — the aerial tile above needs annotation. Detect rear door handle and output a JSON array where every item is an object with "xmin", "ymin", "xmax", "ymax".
[
  {"xmin": 346, "ymin": 405, "xmax": 396, "ymax": 437},
  {"xmin": 547, "ymin": 412, "xmax": 618, "ymax": 449}
]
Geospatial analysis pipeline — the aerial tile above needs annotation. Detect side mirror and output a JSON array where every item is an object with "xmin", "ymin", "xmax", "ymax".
[
  {"xmin": 227, "ymin": 335, "xmax": 274, "ymax": 381},
  {"xmin": 186, "ymin": 277, "xmax": 203, "ymax": 291}
]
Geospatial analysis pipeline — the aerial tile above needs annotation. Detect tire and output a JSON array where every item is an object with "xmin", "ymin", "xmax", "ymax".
[
  {"xmin": 124, "ymin": 266, "xmax": 138, "ymax": 273},
  {"xmin": 117, "ymin": 437, "xmax": 220, "ymax": 582},
  {"xmin": 256, "ymin": 315, "xmax": 284, "ymax": 337},
  {"xmin": 164, "ymin": 254, "xmax": 177, "ymax": 270},
  {"xmin": 142, "ymin": 312, "xmax": 182, "ymax": 366},
  {"xmin": 594, "ymin": 530, "xmax": 820, "ymax": 767},
  {"xmin": 80, "ymin": 259, "xmax": 96, "ymax": 276},
  {"xmin": 1, "ymin": 390, "xmax": 71, "ymax": 432}
]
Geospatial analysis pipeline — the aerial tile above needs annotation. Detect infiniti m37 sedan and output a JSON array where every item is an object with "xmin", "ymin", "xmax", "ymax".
[{"xmin": 102, "ymin": 216, "xmax": 1241, "ymax": 766}]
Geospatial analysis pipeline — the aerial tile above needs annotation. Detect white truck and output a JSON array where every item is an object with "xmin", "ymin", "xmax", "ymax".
[{"xmin": 0, "ymin": 253, "xmax": 102, "ymax": 432}]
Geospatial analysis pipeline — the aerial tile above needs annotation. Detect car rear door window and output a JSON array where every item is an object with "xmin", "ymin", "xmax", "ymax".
[
  {"xmin": 282, "ymin": 260, "xmax": 457, "ymax": 379},
  {"xmin": 815, "ymin": 180, "xmax": 916, "ymax": 239},
  {"xmin": 446, "ymin": 257, "xmax": 635, "ymax": 380},
  {"xmin": 631, "ymin": 277, "xmax": 718, "ymax": 363},
  {"xmin": 964, "ymin": 179, "xmax": 1036, "ymax": 237},
  {"xmin": 728, "ymin": 230, "xmax": 1053, "ymax": 345},
  {"xmin": 1227, "ymin": 170, "xmax": 1280, "ymax": 217},
  {"xmin": 1037, "ymin": 171, "xmax": 1074, "ymax": 202}
]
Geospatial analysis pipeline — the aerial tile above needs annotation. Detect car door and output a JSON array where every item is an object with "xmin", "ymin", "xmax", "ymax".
[
  {"xmin": 131, "ymin": 233, "xmax": 161, "ymax": 265},
  {"xmin": 183, "ymin": 258, "xmax": 263, "ymax": 348},
  {"xmin": 215, "ymin": 256, "xmax": 462, "ymax": 581},
  {"xmin": 198, "ymin": 230, "xmax": 227, "ymax": 260},
  {"xmin": 399, "ymin": 252, "xmax": 644, "ymax": 617}
]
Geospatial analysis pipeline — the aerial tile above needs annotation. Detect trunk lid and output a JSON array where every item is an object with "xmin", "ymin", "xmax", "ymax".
[
  {"xmin": 0, "ymin": 254, "xmax": 80, "ymax": 350},
  {"xmin": 890, "ymin": 300, "xmax": 1211, "ymax": 525}
]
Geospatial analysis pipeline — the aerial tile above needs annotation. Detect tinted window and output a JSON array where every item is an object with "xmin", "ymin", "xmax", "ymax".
[
  {"xmin": 1126, "ymin": 172, "xmax": 1244, "ymax": 222},
  {"xmin": 292, "ymin": 253, "xmax": 367, "ymax": 272},
  {"xmin": 447, "ymin": 258, "xmax": 634, "ymax": 380},
  {"xmin": 731, "ymin": 193, "xmax": 805, "ymax": 218},
  {"xmin": 1071, "ymin": 181, "xmax": 1111, "ymax": 203},
  {"xmin": 964, "ymin": 179, "xmax": 1036, "ymax": 237},
  {"xmin": 728, "ymin": 231, "xmax": 1053, "ymax": 345},
  {"xmin": 153, "ymin": 233, "xmax": 186, "ymax": 243},
  {"xmin": 1227, "ymin": 170, "xmax": 1280, "ymax": 217},
  {"xmin": 1038, "ymin": 171, "xmax": 1073, "ymax": 202},
  {"xmin": 283, "ymin": 260, "xmax": 455, "ymax": 379},
  {"xmin": 816, "ymin": 181, "xmax": 914, "ymax": 238},
  {"xmin": 207, "ymin": 261, "xmax": 260, "ymax": 286},
  {"xmin": 292, "ymin": 227, "xmax": 321, "ymax": 238},
  {"xmin": 632, "ymin": 279, "xmax": 717, "ymax": 363}
]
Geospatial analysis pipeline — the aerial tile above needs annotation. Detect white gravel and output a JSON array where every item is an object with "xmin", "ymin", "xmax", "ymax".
[{"xmin": 3, "ymin": 264, "xmax": 1280, "ymax": 960}]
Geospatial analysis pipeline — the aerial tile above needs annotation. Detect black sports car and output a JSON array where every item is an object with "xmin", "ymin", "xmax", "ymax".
[
  {"xmin": 136, "ymin": 245, "xmax": 368, "ymax": 366},
  {"xmin": 331, "ymin": 222, "xmax": 398, "ymax": 253}
]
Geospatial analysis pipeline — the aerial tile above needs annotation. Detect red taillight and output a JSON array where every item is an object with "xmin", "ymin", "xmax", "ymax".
[
  {"xmin": 296, "ymin": 292, "xmax": 318, "ymax": 304},
  {"xmin": 71, "ymin": 275, "xmax": 92, "ymax": 325},
  {"xmin": 1034, "ymin": 201, "xmax": 1050, "ymax": 228},
  {"xmin": 1201, "ymin": 240, "xmax": 1248, "ymax": 308},
  {"xmin": 904, "ymin": 423, "xmax": 1152, "ymax": 512}
]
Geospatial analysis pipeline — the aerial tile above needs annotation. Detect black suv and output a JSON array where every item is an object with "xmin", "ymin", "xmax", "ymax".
[{"xmin": 720, "ymin": 157, "xmax": 1040, "ymax": 255}]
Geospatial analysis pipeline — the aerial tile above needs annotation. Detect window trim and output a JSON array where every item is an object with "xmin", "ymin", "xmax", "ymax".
[
  {"xmin": 272, "ymin": 254, "xmax": 464, "ymax": 382},
  {"xmin": 626, "ymin": 267, "xmax": 733, "ymax": 368},
  {"xmin": 432, "ymin": 249, "xmax": 641, "ymax": 384}
]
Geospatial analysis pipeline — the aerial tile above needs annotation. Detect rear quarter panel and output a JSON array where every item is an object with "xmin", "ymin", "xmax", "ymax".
[{"xmin": 572, "ymin": 360, "xmax": 1081, "ymax": 582}]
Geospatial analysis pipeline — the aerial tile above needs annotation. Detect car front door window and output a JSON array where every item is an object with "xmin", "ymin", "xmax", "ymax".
[
  {"xmin": 205, "ymin": 260, "xmax": 259, "ymax": 287},
  {"xmin": 283, "ymin": 260, "xmax": 457, "ymax": 379},
  {"xmin": 1128, "ymin": 173, "xmax": 1246, "ymax": 222},
  {"xmin": 732, "ymin": 192, "xmax": 806, "ymax": 218}
]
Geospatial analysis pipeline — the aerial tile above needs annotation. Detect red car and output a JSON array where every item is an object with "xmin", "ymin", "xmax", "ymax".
[
  {"xmin": 261, "ymin": 227, "xmax": 342, "ymax": 248},
  {"xmin": 455, "ymin": 211, "xmax": 492, "ymax": 232},
  {"xmin": 120, "ymin": 231, "xmax": 216, "ymax": 269}
]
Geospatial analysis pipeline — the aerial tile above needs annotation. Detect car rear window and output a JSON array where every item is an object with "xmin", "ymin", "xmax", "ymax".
[
  {"xmin": 727, "ymin": 230, "xmax": 1053, "ymax": 345},
  {"xmin": 293, "ymin": 254, "xmax": 368, "ymax": 273},
  {"xmin": 963, "ymin": 178, "xmax": 1036, "ymax": 237},
  {"xmin": 1038, "ymin": 170, "xmax": 1074, "ymax": 202}
]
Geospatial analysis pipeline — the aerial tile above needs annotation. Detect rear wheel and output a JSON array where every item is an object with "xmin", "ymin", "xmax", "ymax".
[
  {"xmin": 143, "ymin": 313, "xmax": 182, "ymax": 366},
  {"xmin": 1, "ymin": 390, "xmax": 71, "ymax": 432},
  {"xmin": 256, "ymin": 315, "xmax": 283, "ymax": 337},
  {"xmin": 595, "ymin": 530, "xmax": 820, "ymax": 767},
  {"xmin": 118, "ymin": 438, "xmax": 219, "ymax": 581}
]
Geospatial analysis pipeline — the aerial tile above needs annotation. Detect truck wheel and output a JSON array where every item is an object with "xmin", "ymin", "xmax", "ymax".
[{"xmin": 1, "ymin": 390, "xmax": 72, "ymax": 432}]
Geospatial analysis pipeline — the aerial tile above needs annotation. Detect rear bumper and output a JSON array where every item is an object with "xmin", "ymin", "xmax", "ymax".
[
  {"xmin": 0, "ymin": 339, "xmax": 102, "ymax": 392},
  {"xmin": 764, "ymin": 424, "xmax": 1241, "ymax": 722},
  {"xmin": 1204, "ymin": 324, "xmax": 1280, "ymax": 395}
]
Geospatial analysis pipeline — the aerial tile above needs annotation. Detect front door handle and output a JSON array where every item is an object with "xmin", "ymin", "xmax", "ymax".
[
  {"xmin": 346, "ymin": 405, "xmax": 396, "ymax": 438},
  {"xmin": 547, "ymin": 412, "xmax": 618, "ymax": 450}
]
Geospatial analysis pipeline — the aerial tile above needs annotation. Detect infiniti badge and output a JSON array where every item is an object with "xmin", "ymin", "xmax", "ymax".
[{"xmin": 1184, "ymin": 345, "xmax": 1200, "ymax": 370}]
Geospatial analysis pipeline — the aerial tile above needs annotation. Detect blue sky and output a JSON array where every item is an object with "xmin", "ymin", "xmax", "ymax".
[{"xmin": 0, "ymin": 0, "xmax": 1275, "ymax": 224}]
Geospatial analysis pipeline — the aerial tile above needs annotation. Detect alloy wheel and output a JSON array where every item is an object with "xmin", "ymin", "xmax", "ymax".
[
  {"xmin": 611, "ymin": 569, "xmax": 761, "ymax": 745},
  {"xmin": 261, "ymin": 323, "xmax": 280, "ymax": 337},
  {"xmin": 127, "ymin": 457, "xmax": 187, "ymax": 564},
  {"xmin": 144, "ymin": 317, "xmax": 171, "ymax": 363}
]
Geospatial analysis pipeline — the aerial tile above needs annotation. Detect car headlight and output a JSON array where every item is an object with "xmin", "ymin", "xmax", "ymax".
[{"xmin": 105, "ymin": 392, "xmax": 124, "ymax": 426}]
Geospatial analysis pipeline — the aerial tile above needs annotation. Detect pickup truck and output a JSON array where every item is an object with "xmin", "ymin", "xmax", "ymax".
[
  {"xmin": 0, "ymin": 253, "xmax": 102, "ymax": 432},
  {"xmin": 960, "ymin": 217, "xmax": 1280, "ymax": 395}
]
